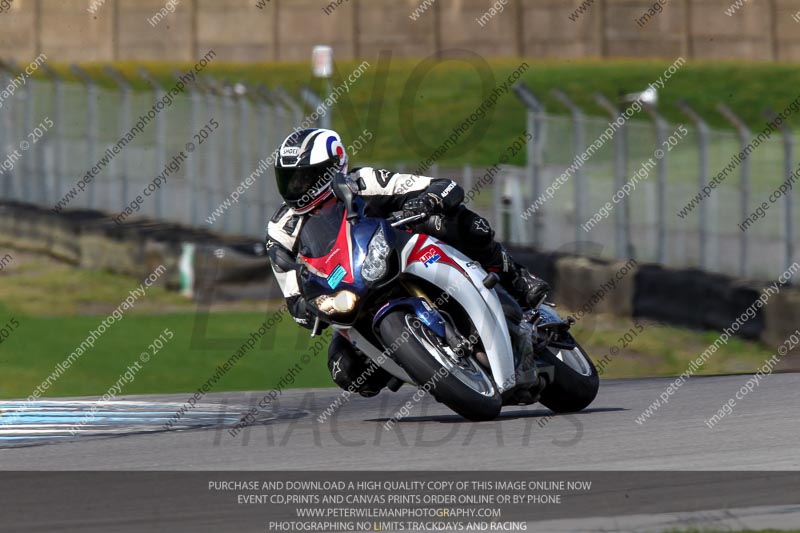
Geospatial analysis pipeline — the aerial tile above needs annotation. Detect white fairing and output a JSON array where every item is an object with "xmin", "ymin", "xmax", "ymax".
[
  {"xmin": 335, "ymin": 234, "xmax": 516, "ymax": 392},
  {"xmin": 400, "ymin": 235, "xmax": 516, "ymax": 392}
]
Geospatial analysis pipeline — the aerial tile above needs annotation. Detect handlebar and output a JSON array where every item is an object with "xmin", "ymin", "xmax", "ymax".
[{"xmin": 389, "ymin": 213, "xmax": 428, "ymax": 228}]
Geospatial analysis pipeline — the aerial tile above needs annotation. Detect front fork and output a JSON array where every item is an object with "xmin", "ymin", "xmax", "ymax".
[
  {"xmin": 400, "ymin": 279, "xmax": 473, "ymax": 357},
  {"xmin": 527, "ymin": 303, "xmax": 577, "ymax": 352},
  {"xmin": 502, "ymin": 303, "xmax": 574, "ymax": 405}
]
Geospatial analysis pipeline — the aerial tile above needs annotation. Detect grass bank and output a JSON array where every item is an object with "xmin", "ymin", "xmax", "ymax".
[{"xmin": 0, "ymin": 251, "xmax": 782, "ymax": 399}]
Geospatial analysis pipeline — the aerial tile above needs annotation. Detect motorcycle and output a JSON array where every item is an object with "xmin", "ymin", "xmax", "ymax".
[{"xmin": 276, "ymin": 174, "xmax": 599, "ymax": 421}]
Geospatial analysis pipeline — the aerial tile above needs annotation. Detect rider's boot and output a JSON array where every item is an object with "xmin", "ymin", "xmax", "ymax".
[
  {"xmin": 328, "ymin": 333, "xmax": 392, "ymax": 397},
  {"xmin": 488, "ymin": 246, "xmax": 551, "ymax": 309}
]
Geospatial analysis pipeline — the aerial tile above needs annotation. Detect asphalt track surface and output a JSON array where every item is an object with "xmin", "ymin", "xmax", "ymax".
[
  {"xmin": 1, "ymin": 374, "xmax": 799, "ymax": 532},
  {"xmin": 1, "ymin": 373, "xmax": 798, "ymax": 469}
]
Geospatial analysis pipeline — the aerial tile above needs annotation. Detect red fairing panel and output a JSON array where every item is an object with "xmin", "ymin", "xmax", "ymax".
[
  {"xmin": 299, "ymin": 211, "xmax": 355, "ymax": 283},
  {"xmin": 406, "ymin": 237, "xmax": 469, "ymax": 278}
]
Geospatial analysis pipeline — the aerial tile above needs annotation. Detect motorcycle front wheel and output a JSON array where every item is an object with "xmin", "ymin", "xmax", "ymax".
[{"xmin": 378, "ymin": 310, "xmax": 502, "ymax": 422}]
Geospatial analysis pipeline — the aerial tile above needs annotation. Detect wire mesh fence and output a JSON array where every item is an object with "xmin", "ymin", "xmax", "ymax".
[
  {"xmin": 0, "ymin": 69, "xmax": 300, "ymax": 238},
  {"xmin": 0, "ymin": 69, "xmax": 796, "ymax": 281},
  {"xmin": 516, "ymin": 85, "xmax": 799, "ymax": 281}
]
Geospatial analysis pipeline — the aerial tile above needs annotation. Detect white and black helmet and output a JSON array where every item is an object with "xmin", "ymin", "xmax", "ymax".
[{"xmin": 274, "ymin": 128, "xmax": 348, "ymax": 214}]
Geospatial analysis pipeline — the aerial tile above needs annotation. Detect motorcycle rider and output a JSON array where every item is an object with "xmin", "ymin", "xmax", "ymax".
[{"xmin": 267, "ymin": 128, "xmax": 549, "ymax": 397}]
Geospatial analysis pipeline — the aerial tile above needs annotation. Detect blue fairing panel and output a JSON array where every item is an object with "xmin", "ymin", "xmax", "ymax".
[{"xmin": 372, "ymin": 297, "xmax": 447, "ymax": 339}]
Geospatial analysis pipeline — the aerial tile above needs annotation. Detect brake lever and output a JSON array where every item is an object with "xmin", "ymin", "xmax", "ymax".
[{"xmin": 390, "ymin": 213, "xmax": 428, "ymax": 228}]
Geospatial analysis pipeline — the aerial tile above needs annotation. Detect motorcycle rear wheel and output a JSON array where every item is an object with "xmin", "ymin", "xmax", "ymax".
[{"xmin": 537, "ymin": 341, "xmax": 599, "ymax": 413}]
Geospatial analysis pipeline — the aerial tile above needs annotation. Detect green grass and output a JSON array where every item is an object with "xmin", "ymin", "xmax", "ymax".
[
  {"xmin": 0, "ymin": 250, "xmax": 783, "ymax": 399},
  {"xmin": 35, "ymin": 58, "xmax": 800, "ymax": 169},
  {"xmin": 570, "ymin": 313, "xmax": 777, "ymax": 378},
  {"xmin": 0, "ymin": 308, "xmax": 333, "ymax": 399},
  {"xmin": 0, "ymin": 252, "xmax": 332, "ymax": 399},
  {"xmin": 0, "ymin": 304, "xmax": 778, "ymax": 399}
]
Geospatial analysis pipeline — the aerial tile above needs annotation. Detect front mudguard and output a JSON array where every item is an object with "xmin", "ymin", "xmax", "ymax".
[{"xmin": 372, "ymin": 297, "xmax": 447, "ymax": 339}]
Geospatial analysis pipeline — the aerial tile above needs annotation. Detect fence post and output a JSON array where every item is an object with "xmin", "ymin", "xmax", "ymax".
[
  {"xmin": 6, "ymin": 60, "xmax": 23, "ymax": 200},
  {"xmin": 512, "ymin": 83, "xmax": 545, "ymax": 248},
  {"xmin": 257, "ymin": 84, "xmax": 278, "ymax": 228},
  {"xmin": 263, "ymin": 87, "xmax": 291, "ymax": 144},
  {"xmin": 257, "ymin": 84, "xmax": 289, "ymax": 229},
  {"xmin": 677, "ymin": 101, "xmax": 710, "ymax": 271},
  {"xmin": 105, "ymin": 66, "xmax": 132, "ymax": 214},
  {"xmin": 21, "ymin": 63, "xmax": 35, "ymax": 204},
  {"xmin": 642, "ymin": 103, "xmax": 670, "ymax": 265},
  {"xmin": 39, "ymin": 63, "xmax": 62, "ymax": 207},
  {"xmin": 551, "ymin": 89, "xmax": 586, "ymax": 255},
  {"xmin": 235, "ymin": 82, "xmax": 252, "ymax": 235},
  {"xmin": 718, "ymin": 104, "xmax": 751, "ymax": 277},
  {"xmin": 0, "ymin": 62, "xmax": 17, "ymax": 201},
  {"xmin": 299, "ymin": 86, "xmax": 328, "ymax": 129},
  {"xmin": 173, "ymin": 68, "xmax": 202, "ymax": 227},
  {"xmin": 764, "ymin": 109, "xmax": 794, "ymax": 274},
  {"xmin": 273, "ymin": 87, "xmax": 304, "ymax": 127},
  {"xmin": 201, "ymin": 77, "xmax": 220, "ymax": 226},
  {"xmin": 0, "ymin": 67, "xmax": 7, "ymax": 201},
  {"xmin": 3, "ymin": 60, "xmax": 29, "ymax": 203},
  {"xmin": 494, "ymin": 167, "xmax": 503, "ymax": 241},
  {"xmin": 71, "ymin": 65, "xmax": 98, "ymax": 210},
  {"xmin": 219, "ymin": 80, "xmax": 236, "ymax": 234},
  {"xmin": 595, "ymin": 94, "xmax": 631, "ymax": 260},
  {"xmin": 139, "ymin": 67, "xmax": 167, "ymax": 220},
  {"xmin": 463, "ymin": 164, "xmax": 473, "ymax": 201}
]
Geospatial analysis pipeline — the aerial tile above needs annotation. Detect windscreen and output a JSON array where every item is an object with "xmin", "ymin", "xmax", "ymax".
[{"xmin": 298, "ymin": 201, "xmax": 346, "ymax": 258}]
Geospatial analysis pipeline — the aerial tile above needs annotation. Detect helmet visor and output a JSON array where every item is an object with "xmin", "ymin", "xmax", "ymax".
[{"xmin": 275, "ymin": 159, "xmax": 339, "ymax": 207}]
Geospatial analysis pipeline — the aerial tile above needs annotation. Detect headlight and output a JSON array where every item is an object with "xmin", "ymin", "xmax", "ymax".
[
  {"xmin": 312, "ymin": 290, "xmax": 358, "ymax": 315},
  {"xmin": 362, "ymin": 226, "xmax": 391, "ymax": 282}
]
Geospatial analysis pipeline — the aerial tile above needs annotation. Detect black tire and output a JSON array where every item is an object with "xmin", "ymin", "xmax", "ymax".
[
  {"xmin": 378, "ymin": 310, "xmax": 502, "ymax": 422},
  {"xmin": 537, "ymin": 341, "xmax": 599, "ymax": 413}
]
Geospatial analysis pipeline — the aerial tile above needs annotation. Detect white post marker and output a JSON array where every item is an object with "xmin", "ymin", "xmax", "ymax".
[
  {"xmin": 312, "ymin": 45, "xmax": 333, "ymax": 78},
  {"xmin": 311, "ymin": 45, "xmax": 333, "ymax": 129}
]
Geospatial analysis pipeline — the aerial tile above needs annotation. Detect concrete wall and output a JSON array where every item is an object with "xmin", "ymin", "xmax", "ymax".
[
  {"xmin": 1, "ymin": 0, "xmax": 799, "ymax": 63},
  {"xmin": 508, "ymin": 244, "xmax": 800, "ymax": 353}
]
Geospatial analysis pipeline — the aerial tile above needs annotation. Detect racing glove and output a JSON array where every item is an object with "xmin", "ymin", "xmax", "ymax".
[
  {"xmin": 402, "ymin": 193, "xmax": 443, "ymax": 220},
  {"xmin": 292, "ymin": 295, "xmax": 329, "ymax": 332}
]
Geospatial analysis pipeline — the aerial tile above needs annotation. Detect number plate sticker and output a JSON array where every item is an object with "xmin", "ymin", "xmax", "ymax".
[{"xmin": 327, "ymin": 264, "xmax": 347, "ymax": 289}]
